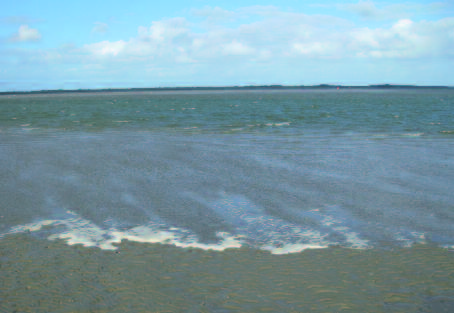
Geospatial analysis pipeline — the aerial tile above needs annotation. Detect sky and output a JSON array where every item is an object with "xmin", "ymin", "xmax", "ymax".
[{"xmin": 1, "ymin": 0, "xmax": 454, "ymax": 91}]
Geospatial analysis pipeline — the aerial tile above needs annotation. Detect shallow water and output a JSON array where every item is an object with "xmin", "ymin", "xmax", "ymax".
[{"xmin": 1, "ymin": 89, "xmax": 454, "ymax": 253}]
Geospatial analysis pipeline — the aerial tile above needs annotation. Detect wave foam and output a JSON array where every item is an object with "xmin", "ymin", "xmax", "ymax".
[
  {"xmin": 2, "ymin": 198, "xmax": 377, "ymax": 254},
  {"xmin": 4, "ymin": 211, "xmax": 244, "ymax": 251},
  {"xmin": 4, "ymin": 199, "xmax": 421, "ymax": 254}
]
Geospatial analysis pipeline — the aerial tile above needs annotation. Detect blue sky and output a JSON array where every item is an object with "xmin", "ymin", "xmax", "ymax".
[{"xmin": 1, "ymin": 0, "xmax": 453, "ymax": 91}]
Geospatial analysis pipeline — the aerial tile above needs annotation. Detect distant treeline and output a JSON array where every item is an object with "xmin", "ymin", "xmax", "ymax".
[{"xmin": 0, "ymin": 84, "xmax": 451, "ymax": 95}]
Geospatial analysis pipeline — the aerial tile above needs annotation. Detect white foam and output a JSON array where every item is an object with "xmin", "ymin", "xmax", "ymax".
[
  {"xmin": 3, "ymin": 199, "xmax": 374, "ymax": 254},
  {"xmin": 393, "ymin": 231, "xmax": 427, "ymax": 248},
  {"xmin": 343, "ymin": 231, "xmax": 370, "ymax": 249},
  {"xmin": 5, "ymin": 212, "xmax": 244, "ymax": 252},
  {"xmin": 403, "ymin": 133, "xmax": 424, "ymax": 137},
  {"xmin": 209, "ymin": 194, "xmax": 337, "ymax": 253},
  {"xmin": 261, "ymin": 243, "xmax": 328, "ymax": 255},
  {"xmin": 319, "ymin": 212, "xmax": 370, "ymax": 249},
  {"xmin": 168, "ymin": 232, "xmax": 243, "ymax": 251},
  {"xmin": 6, "ymin": 219, "xmax": 56, "ymax": 234}
]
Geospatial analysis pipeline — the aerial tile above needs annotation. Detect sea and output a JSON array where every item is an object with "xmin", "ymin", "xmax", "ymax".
[{"xmin": 1, "ymin": 88, "xmax": 454, "ymax": 312}]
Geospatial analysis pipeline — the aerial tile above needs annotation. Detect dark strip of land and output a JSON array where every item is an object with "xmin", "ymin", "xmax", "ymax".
[{"xmin": 0, "ymin": 84, "xmax": 452, "ymax": 96}]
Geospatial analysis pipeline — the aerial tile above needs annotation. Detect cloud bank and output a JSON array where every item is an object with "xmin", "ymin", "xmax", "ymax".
[{"xmin": 78, "ymin": 8, "xmax": 454, "ymax": 63}]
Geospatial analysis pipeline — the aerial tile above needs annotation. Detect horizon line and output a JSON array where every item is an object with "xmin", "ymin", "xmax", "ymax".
[{"xmin": 1, "ymin": 84, "xmax": 453, "ymax": 95}]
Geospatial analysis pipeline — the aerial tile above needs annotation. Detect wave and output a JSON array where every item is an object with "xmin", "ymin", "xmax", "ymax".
[{"xmin": 3, "ymin": 196, "xmax": 435, "ymax": 255}]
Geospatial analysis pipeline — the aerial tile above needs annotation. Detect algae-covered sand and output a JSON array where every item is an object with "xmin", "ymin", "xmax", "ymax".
[{"xmin": 1, "ymin": 234, "xmax": 454, "ymax": 312}]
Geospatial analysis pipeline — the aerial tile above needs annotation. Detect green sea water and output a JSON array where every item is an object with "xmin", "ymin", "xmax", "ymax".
[{"xmin": 1, "ymin": 89, "xmax": 453, "ymax": 135}]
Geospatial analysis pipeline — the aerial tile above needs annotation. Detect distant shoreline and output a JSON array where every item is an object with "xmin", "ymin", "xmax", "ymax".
[{"xmin": 0, "ymin": 84, "xmax": 452, "ymax": 96}]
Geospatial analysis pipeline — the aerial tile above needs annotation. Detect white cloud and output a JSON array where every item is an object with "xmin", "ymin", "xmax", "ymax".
[
  {"xmin": 222, "ymin": 40, "xmax": 255, "ymax": 55},
  {"xmin": 75, "ymin": 11, "xmax": 453, "ymax": 65},
  {"xmin": 293, "ymin": 42, "xmax": 336, "ymax": 57},
  {"xmin": 11, "ymin": 25, "xmax": 41, "ymax": 42},
  {"xmin": 174, "ymin": 47, "xmax": 196, "ymax": 63},
  {"xmin": 138, "ymin": 18, "xmax": 189, "ymax": 43},
  {"xmin": 191, "ymin": 6, "xmax": 236, "ymax": 21},
  {"xmin": 350, "ymin": 18, "xmax": 454, "ymax": 58},
  {"xmin": 340, "ymin": 1, "xmax": 453, "ymax": 20},
  {"xmin": 342, "ymin": 0, "xmax": 383, "ymax": 19},
  {"xmin": 191, "ymin": 5, "xmax": 279, "ymax": 22},
  {"xmin": 84, "ymin": 40, "xmax": 126, "ymax": 57},
  {"xmin": 92, "ymin": 22, "xmax": 108, "ymax": 34}
]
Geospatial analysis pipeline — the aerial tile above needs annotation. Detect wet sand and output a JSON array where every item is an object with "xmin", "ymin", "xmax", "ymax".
[{"xmin": 1, "ymin": 234, "xmax": 454, "ymax": 312}]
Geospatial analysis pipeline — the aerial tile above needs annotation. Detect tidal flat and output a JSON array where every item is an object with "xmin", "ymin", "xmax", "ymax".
[{"xmin": 1, "ymin": 234, "xmax": 453, "ymax": 313}]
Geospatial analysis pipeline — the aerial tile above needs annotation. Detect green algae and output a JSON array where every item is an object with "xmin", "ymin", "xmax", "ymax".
[{"xmin": 1, "ymin": 235, "xmax": 453, "ymax": 312}]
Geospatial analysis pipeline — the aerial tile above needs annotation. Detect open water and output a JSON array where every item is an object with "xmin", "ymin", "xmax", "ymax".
[{"xmin": 1, "ymin": 89, "xmax": 454, "ymax": 312}]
